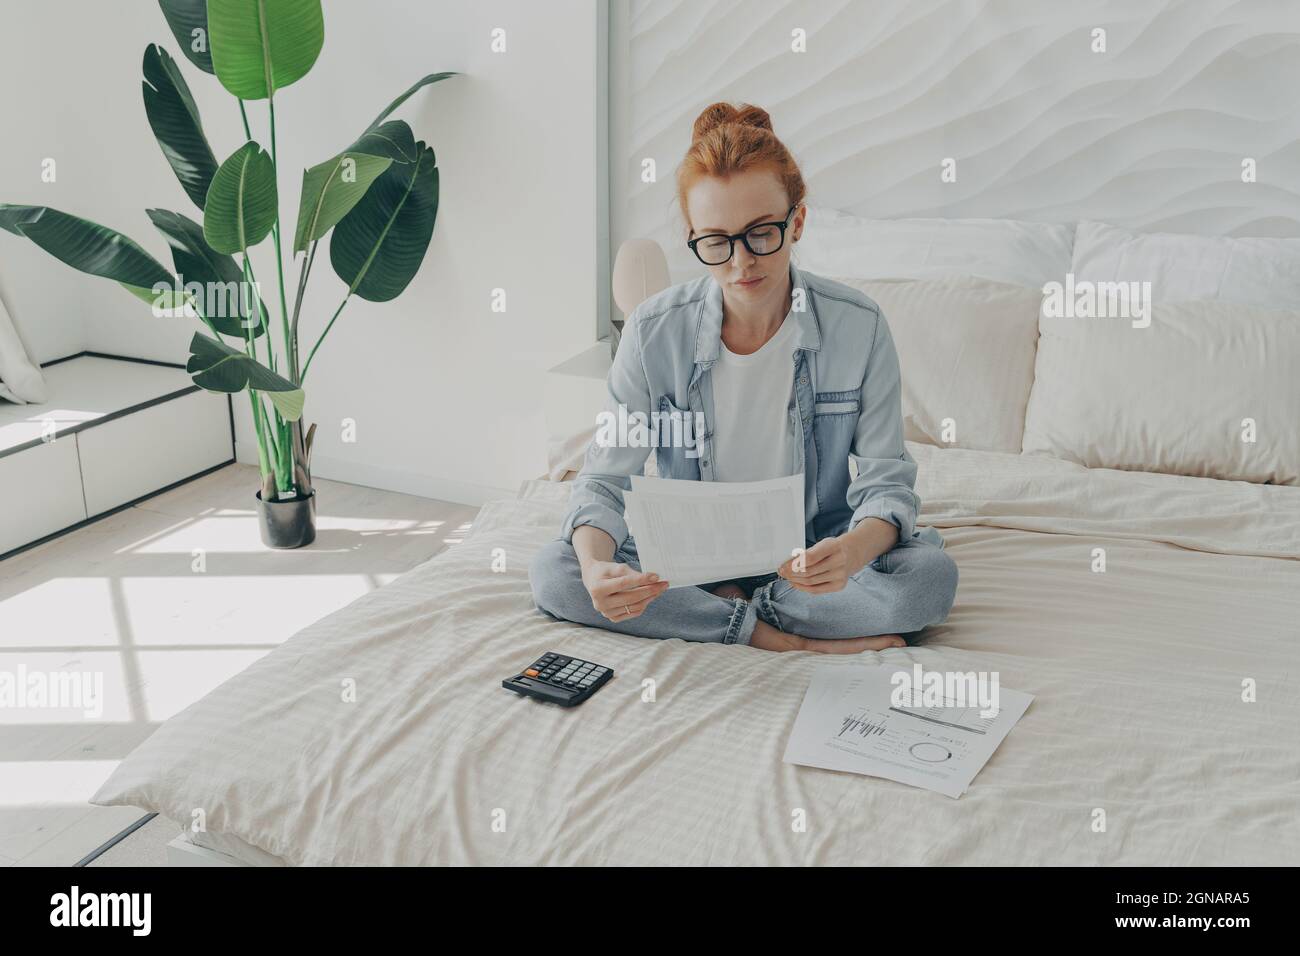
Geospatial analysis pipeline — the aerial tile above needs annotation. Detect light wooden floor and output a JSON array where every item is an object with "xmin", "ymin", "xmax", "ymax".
[{"xmin": 0, "ymin": 462, "xmax": 480, "ymax": 866}]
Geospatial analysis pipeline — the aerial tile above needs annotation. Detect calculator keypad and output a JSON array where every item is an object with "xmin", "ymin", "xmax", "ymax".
[
  {"xmin": 536, "ymin": 653, "xmax": 607, "ymax": 688},
  {"xmin": 505, "ymin": 653, "xmax": 611, "ymax": 705}
]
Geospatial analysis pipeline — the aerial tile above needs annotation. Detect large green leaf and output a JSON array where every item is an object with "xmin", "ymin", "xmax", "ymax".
[
  {"xmin": 187, "ymin": 331, "xmax": 305, "ymax": 420},
  {"xmin": 148, "ymin": 208, "xmax": 268, "ymax": 338},
  {"xmin": 0, "ymin": 203, "xmax": 181, "ymax": 307},
  {"xmin": 329, "ymin": 143, "xmax": 438, "ymax": 302},
  {"xmin": 366, "ymin": 72, "xmax": 459, "ymax": 131},
  {"xmin": 204, "ymin": 142, "xmax": 278, "ymax": 254},
  {"xmin": 143, "ymin": 44, "xmax": 218, "ymax": 210},
  {"xmin": 207, "ymin": 0, "xmax": 324, "ymax": 100},
  {"xmin": 158, "ymin": 0, "xmax": 214, "ymax": 73},
  {"xmin": 291, "ymin": 120, "xmax": 420, "ymax": 254},
  {"xmin": 289, "ymin": 72, "xmax": 457, "ymax": 256},
  {"xmin": 348, "ymin": 120, "xmax": 419, "ymax": 164},
  {"xmin": 292, "ymin": 152, "xmax": 392, "ymax": 254}
]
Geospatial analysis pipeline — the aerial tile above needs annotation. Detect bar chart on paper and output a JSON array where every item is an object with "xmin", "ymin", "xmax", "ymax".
[
  {"xmin": 784, "ymin": 665, "xmax": 1033, "ymax": 798},
  {"xmin": 839, "ymin": 712, "xmax": 889, "ymax": 738}
]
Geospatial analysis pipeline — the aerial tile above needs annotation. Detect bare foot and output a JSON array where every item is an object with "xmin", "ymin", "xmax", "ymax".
[
  {"xmin": 749, "ymin": 620, "xmax": 805, "ymax": 652},
  {"xmin": 710, "ymin": 583, "xmax": 748, "ymax": 600},
  {"xmin": 748, "ymin": 620, "xmax": 906, "ymax": 653},
  {"xmin": 803, "ymin": 633, "xmax": 906, "ymax": 654}
]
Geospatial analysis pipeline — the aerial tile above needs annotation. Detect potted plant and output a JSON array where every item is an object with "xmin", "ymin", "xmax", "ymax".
[{"xmin": 0, "ymin": 0, "xmax": 457, "ymax": 548}]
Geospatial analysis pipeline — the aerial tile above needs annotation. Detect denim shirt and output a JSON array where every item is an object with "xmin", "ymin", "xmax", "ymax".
[{"xmin": 561, "ymin": 260, "xmax": 943, "ymax": 553}]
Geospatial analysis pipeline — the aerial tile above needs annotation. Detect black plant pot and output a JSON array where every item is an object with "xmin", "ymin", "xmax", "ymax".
[{"xmin": 255, "ymin": 489, "xmax": 317, "ymax": 549}]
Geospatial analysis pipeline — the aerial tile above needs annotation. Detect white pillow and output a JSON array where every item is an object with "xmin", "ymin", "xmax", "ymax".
[
  {"xmin": 797, "ymin": 206, "xmax": 1074, "ymax": 289},
  {"xmin": 829, "ymin": 276, "xmax": 1042, "ymax": 454},
  {"xmin": 1022, "ymin": 298, "xmax": 1300, "ymax": 485},
  {"xmin": 1071, "ymin": 221, "xmax": 1300, "ymax": 312},
  {"xmin": 0, "ymin": 296, "xmax": 47, "ymax": 404}
]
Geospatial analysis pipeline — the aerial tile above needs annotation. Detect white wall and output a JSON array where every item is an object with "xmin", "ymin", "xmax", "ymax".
[
  {"xmin": 611, "ymin": 0, "xmax": 1300, "ymax": 290},
  {"xmin": 0, "ymin": 0, "xmax": 600, "ymax": 502},
  {"xmin": 0, "ymin": 3, "xmax": 99, "ymax": 362}
]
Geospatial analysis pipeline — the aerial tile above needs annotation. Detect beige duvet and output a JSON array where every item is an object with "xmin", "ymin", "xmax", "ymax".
[{"xmin": 93, "ymin": 445, "xmax": 1300, "ymax": 865}]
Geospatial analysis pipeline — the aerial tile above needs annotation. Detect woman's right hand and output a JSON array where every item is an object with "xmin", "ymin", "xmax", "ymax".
[{"xmin": 581, "ymin": 561, "xmax": 670, "ymax": 623}]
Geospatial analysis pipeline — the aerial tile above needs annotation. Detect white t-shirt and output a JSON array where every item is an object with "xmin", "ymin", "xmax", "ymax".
[{"xmin": 709, "ymin": 314, "xmax": 799, "ymax": 482}]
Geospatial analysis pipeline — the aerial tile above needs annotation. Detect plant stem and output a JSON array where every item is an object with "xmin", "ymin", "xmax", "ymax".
[
  {"xmin": 285, "ymin": 241, "xmax": 319, "ymax": 494},
  {"xmin": 241, "ymin": 253, "xmax": 276, "ymax": 374},
  {"xmin": 244, "ymin": 258, "xmax": 282, "ymax": 483},
  {"xmin": 260, "ymin": 392, "xmax": 281, "ymax": 463},
  {"xmin": 278, "ymin": 414, "xmax": 293, "ymax": 492},
  {"xmin": 289, "ymin": 239, "xmax": 319, "ymax": 382},
  {"xmin": 247, "ymin": 394, "xmax": 272, "ymax": 484},
  {"xmin": 268, "ymin": 103, "xmax": 316, "ymax": 494},
  {"xmin": 267, "ymin": 95, "xmax": 293, "ymax": 388},
  {"xmin": 301, "ymin": 296, "xmax": 350, "ymax": 382},
  {"xmin": 241, "ymin": 256, "xmax": 274, "ymax": 487},
  {"xmin": 237, "ymin": 100, "xmax": 281, "ymax": 471}
]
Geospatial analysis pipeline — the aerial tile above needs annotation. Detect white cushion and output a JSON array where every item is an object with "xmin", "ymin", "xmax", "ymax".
[
  {"xmin": 0, "ymin": 296, "xmax": 46, "ymax": 404},
  {"xmin": 1022, "ymin": 298, "xmax": 1300, "ymax": 485},
  {"xmin": 798, "ymin": 206, "xmax": 1074, "ymax": 289},
  {"xmin": 829, "ymin": 276, "xmax": 1042, "ymax": 454},
  {"xmin": 1070, "ymin": 221, "xmax": 1300, "ymax": 312}
]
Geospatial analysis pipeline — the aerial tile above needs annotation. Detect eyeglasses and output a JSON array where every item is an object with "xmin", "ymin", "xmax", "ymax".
[{"xmin": 687, "ymin": 204, "xmax": 798, "ymax": 265}]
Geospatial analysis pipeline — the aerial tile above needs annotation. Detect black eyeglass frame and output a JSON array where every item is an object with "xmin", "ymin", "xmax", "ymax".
[{"xmin": 686, "ymin": 204, "xmax": 799, "ymax": 265}]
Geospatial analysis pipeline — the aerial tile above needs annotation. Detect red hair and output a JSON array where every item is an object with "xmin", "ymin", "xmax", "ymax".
[{"xmin": 676, "ymin": 102, "xmax": 807, "ymax": 235}]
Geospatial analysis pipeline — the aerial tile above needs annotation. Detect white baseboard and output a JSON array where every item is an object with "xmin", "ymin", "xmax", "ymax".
[
  {"xmin": 166, "ymin": 834, "xmax": 251, "ymax": 867},
  {"xmin": 234, "ymin": 441, "xmax": 516, "ymax": 507}
]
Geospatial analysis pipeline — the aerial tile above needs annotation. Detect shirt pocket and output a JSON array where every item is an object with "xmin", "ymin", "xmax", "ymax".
[
  {"xmin": 810, "ymin": 390, "xmax": 859, "ymax": 514},
  {"xmin": 653, "ymin": 395, "xmax": 702, "ymax": 481},
  {"xmin": 813, "ymin": 389, "xmax": 861, "ymax": 417}
]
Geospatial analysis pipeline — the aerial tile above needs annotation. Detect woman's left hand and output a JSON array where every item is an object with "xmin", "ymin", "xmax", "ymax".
[{"xmin": 777, "ymin": 534, "xmax": 867, "ymax": 594}]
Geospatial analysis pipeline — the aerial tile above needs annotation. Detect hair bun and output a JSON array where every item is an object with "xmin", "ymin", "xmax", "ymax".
[
  {"xmin": 691, "ymin": 102, "xmax": 774, "ymax": 142},
  {"xmin": 677, "ymin": 102, "xmax": 806, "ymax": 232}
]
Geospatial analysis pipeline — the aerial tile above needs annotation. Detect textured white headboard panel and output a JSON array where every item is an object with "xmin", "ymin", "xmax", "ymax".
[{"xmin": 610, "ymin": 0, "xmax": 1300, "ymax": 283}]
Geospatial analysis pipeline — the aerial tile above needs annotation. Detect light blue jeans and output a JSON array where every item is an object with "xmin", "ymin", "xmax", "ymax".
[{"xmin": 528, "ymin": 533, "xmax": 958, "ymax": 646}]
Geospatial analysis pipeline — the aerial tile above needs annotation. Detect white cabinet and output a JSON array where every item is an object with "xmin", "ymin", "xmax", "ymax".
[
  {"xmin": 0, "ymin": 354, "xmax": 234, "ymax": 559},
  {"xmin": 0, "ymin": 437, "xmax": 86, "ymax": 555},
  {"xmin": 77, "ymin": 389, "xmax": 231, "ymax": 517}
]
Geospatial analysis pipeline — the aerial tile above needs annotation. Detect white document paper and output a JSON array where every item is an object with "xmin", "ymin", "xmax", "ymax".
[
  {"xmin": 783, "ymin": 664, "xmax": 1034, "ymax": 799},
  {"xmin": 622, "ymin": 473, "xmax": 805, "ymax": 587}
]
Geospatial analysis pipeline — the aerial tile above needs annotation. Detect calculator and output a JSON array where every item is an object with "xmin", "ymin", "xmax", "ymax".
[{"xmin": 502, "ymin": 653, "xmax": 613, "ymax": 706}]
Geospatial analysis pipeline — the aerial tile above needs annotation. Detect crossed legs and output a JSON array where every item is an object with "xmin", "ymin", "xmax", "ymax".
[{"xmin": 529, "ymin": 535, "xmax": 957, "ymax": 650}]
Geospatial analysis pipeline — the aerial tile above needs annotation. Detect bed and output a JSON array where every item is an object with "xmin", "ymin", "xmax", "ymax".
[
  {"xmin": 91, "ymin": 205, "xmax": 1300, "ymax": 865},
  {"xmin": 91, "ymin": 441, "xmax": 1300, "ymax": 866}
]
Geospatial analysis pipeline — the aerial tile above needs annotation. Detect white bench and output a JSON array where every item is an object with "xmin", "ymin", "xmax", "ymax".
[{"xmin": 0, "ymin": 352, "xmax": 233, "ymax": 558}]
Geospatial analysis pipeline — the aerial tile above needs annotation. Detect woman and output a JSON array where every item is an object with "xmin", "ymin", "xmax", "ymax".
[{"xmin": 530, "ymin": 102, "xmax": 958, "ymax": 653}]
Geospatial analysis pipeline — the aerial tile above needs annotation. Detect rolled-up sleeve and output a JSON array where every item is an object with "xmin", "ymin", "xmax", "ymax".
[
  {"xmin": 846, "ymin": 309, "xmax": 920, "ymax": 542},
  {"xmin": 559, "ymin": 307, "xmax": 654, "ymax": 551}
]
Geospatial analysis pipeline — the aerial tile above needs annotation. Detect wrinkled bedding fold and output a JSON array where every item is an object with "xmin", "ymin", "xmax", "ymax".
[{"xmin": 910, "ymin": 443, "xmax": 1300, "ymax": 559}]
